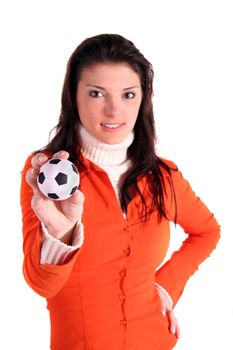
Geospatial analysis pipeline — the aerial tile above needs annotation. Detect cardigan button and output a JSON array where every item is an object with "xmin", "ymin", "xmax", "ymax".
[
  {"xmin": 123, "ymin": 248, "xmax": 130, "ymax": 256},
  {"xmin": 120, "ymin": 319, "xmax": 127, "ymax": 326},
  {"xmin": 119, "ymin": 269, "xmax": 126, "ymax": 277},
  {"xmin": 119, "ymin": 293, "xmax": 126, "ymax": 300}
]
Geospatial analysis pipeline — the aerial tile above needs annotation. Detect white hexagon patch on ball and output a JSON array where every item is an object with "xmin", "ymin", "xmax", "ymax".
[{"xmin": 37, "ymin": 158, "xmax": 80, "ymax": 201}]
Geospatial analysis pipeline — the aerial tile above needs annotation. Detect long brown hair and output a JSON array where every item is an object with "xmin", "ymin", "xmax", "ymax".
[{"xmin": 40, "ymin": 34, "xmax": 176, "ymax": 221}]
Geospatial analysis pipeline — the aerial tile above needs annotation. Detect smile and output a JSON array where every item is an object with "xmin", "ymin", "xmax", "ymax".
[{"xmin": 100, "ymin": 123, "xmax": 125, "ymax": 130}]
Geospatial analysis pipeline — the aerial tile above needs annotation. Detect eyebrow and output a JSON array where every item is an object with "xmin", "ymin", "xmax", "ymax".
[{"xmin": 86, "ymin": 84, "xmax": 140, "ymax": 91}]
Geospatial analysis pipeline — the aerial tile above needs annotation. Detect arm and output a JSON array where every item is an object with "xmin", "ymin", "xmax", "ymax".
[
  {"xmin": 20, "ymin": 155, "xmax": 83, "ymax": 298},
  {"xmin": 155, "ymin": 162, "xmax": 221, "ymax": 306}
]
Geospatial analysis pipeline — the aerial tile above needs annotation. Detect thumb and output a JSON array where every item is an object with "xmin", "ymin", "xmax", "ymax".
[{"xmin": 68, "ymin": 189, "xmax": 85, "ymax": 206}]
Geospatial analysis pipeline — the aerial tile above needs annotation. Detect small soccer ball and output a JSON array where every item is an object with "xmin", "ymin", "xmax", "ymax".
[{"xmin": 37, "ymin": 158, "xmax": 80, "ymax": 201}]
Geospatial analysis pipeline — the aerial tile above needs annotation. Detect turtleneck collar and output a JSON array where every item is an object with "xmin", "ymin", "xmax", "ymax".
[{"xmin": 79, "ymin": 125, "xmax": 134, "ymax": 166}]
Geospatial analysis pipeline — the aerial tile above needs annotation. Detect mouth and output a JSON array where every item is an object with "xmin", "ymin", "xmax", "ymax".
[{"xmin": 100, "ymin": 122, "xmax": 125, "ymax": 130}]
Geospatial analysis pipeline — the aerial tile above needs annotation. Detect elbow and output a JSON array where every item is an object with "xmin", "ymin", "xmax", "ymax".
[
  {"xmin": 22, "ymin": 258, "xmax": 60, "ymax": 299},
  {"xmin": 212, "ymin": 215, "xmax": 221, "ymax": 246},
  {"xmin": 205, "ymin": 220, "xmax": 221, "ymax": 255}
]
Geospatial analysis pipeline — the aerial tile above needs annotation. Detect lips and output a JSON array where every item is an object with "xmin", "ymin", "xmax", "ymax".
[{"xmin": 100, "ymin": 122, "xmax": 125, "ymax": 129}]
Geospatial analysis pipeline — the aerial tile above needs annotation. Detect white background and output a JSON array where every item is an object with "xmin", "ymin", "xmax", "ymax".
[{"xmin": 0, "ymin": 0, "xmax": 232, "ymax": 349}]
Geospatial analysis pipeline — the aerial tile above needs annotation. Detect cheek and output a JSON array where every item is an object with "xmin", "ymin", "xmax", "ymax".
[
  {"xmin": 128, "ymin": 104, "xmax": 140, "ymax": 121},
  {"xmin": 77, "ymin": 99, "xmax": 93, "ymax": 119},
  {"xmin": 78, "ymin": 103, "xmax": 102, "ymax": 128},
  {"xmin": 82, "ymin": 98, "xmax": 102, "ymax": 113}
]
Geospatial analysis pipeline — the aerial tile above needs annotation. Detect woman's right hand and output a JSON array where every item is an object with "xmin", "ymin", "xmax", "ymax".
[{"xmin": 26, "ymin": 150, "xmax": 85, "ymax": 244}]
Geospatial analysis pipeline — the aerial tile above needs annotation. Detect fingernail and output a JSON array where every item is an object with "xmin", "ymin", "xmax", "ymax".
[
  {"xmin": 53, "ymin": 151, "xmax": 64, "ymax": 157},
  {"xmin": 161, "ymin": 307, "xmax": 166, "ymax": 316},
  {"xmin": 39, "ymin": 155, "xmax": 47, "ymax": 162},
  {"xmin": 171, "ymin": 326, "xmax": 176, "ymax": 334}
]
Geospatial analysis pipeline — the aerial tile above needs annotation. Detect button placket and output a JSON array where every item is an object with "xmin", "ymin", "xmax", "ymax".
[
  {"xmin": 119, "ymin": 268, "xmax": 127, "ymax": 326},
  {"xmin": 119, "ymin": 224, "xmax": 132, "ymax": 327}
]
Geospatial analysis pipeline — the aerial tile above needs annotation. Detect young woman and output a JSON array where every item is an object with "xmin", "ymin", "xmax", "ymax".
[{"xmin": 20, "ymin": 34, "xmax": 220, "ymax": 350}]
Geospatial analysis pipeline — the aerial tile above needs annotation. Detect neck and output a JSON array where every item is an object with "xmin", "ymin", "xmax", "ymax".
[{"xmin": 79, "ymin": 125, "xmax": 134, "ymax": 166}]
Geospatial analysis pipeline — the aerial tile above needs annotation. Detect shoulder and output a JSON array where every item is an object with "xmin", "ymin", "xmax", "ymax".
[
  {"xmin": 157, "ymin": 157, "xmax": 178, "ymax": 177},
  {"xmin": 157, "ymin": 158, "xmax": 188, "ymax": 195},
  {"xmin": 158, "ymin": 157, "xmax": 177, "ymax": 168}
]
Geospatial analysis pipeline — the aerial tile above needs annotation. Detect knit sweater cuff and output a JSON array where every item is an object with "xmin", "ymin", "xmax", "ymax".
[{"xmin": 40, "ymin": 221, "xmax": 84, "ymax": 265}]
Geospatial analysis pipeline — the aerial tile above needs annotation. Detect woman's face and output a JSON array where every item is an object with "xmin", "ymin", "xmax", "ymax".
[{"xmin": 76, "ymin": 62, "xmax": 142, "ymax": 144}]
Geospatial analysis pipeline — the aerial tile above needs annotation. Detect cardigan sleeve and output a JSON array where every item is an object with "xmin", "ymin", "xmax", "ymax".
[
  {"xmin": 20, "ymin": 156, "xmax": 82, "ymax": 298},
  {"xmin": 155, "ymin": 161, "xmax": 221, "ymax": 306}
]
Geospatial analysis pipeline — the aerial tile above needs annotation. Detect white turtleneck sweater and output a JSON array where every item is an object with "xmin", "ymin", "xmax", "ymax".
[{"xmin": 40, "ymin": 126, "xmax": 173, "ymax": 306}]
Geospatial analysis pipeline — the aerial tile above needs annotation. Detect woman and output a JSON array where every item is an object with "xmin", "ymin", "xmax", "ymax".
[{"xmin": 20, "ymin": 34, "xmax": 220, "ymax": 350}]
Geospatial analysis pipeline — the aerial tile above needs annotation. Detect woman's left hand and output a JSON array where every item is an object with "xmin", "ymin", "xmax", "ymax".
[{"xmin": 155, "ymin": 285, "xmax": 181, "ymax": 338}]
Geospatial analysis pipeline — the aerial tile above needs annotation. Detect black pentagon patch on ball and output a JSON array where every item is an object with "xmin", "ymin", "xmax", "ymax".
[
  {"xmin": 49, "ymin": 158, "xmax": 61, "ymax": 164},
  {"xmin": 48, "ymin": 193, "xmax": 59, "ymax": 199},
  {"xmin": 38, "ymin": 172, "xmax": 45, "ymax": 184},
  {"xmin": 72, "ymin": 164, "xmax": 78, "ymax": 173},
  {"xmin": 55, "ymin": 172, "xmax": 67, "ymax": 185},
  {"xmin": 70, "ymin": 186, "xmax": 77, "ymax": 195}
]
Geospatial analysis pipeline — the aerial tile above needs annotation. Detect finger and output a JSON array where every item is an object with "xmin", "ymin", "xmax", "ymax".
[
  {"xmin": 176, "ymin": 322, "xmax": 181, "ymax": 338},
  {"xmin": 61, "ymin": 190, "xmax": 84, "ymax": 222},
  {"xmin": 26, "ymin": 167, "xmax": 40, "ymax": 191},
  {"xmin": 31, "ymin": 188, "xmax": 48, "ymax": 216},
  {"xmin": 161, "ymin": 304, "xmax": 167, "ymax": 316},
  {"xmin": 68, "ymin": 189, "xmax": 85, "ymax": 205},
  {"xmin": 31, "ymin": 152, "xmax": 49, "ymax": 169},
  {"xmin": 52, "ymin": 150, "xmax": 70, "ymax": 160},
  {"xmin": 167, "ymin": 310, "xmax": 180, "ymax": 337}
]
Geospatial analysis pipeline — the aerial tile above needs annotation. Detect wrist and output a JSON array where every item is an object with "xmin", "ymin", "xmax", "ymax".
[{"xmin": 42, "ymin": 222, "xmax": 78, "ymax": 245}]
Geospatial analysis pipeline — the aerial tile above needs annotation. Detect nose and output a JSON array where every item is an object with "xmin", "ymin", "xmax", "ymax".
[{"xmin": 104, "ymin": 96, "xmax": 122, "ymax": 118}]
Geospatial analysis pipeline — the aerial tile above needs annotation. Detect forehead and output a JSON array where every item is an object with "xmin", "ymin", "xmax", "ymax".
[{"xmin": 79, "ymin": 62, "xmax": 141, "ymax": 84}]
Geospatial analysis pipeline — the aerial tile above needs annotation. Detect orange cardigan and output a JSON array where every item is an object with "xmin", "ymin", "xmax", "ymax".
[{"xmin": 20, "ymin": 155, "xmax": 220, "ymax": 350}]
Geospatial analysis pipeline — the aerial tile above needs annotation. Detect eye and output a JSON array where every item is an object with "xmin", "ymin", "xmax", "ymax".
[
  {"xmin": 89, "ymin": 90, "xmax": 104, "ymax": 98},
  {"xmin": 124, "ymin": 91, "xmax": 135, "ymax": 99}
]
